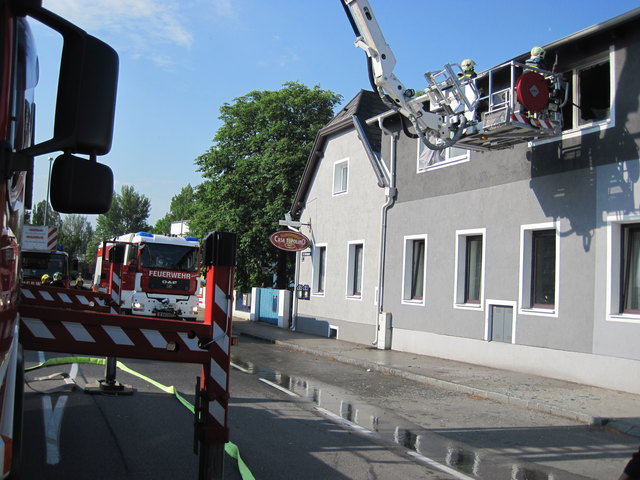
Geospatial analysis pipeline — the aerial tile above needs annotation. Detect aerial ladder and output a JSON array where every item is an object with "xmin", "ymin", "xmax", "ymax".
[{"xmin": 342, "ymin": 0, "xmax": 569, "ymax": 151}]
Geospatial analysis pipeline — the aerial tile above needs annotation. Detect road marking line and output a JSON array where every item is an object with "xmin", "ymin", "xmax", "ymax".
[
  {"xmin": 258, "ymin": 378, "xmax": 299, "ymax": 397},
  {"xmin": 42, "ymin": 394, "xmax": 68, "ymax": 465},
  {"xmin": 315, "ymin": 406, "xmax": 374, "ymax": 436},
  {"xmin": 38, "ymin": 352, "xmax": 78, "ymax": 465},
  {"xmin": 231, "ymin": 362, "xmax": 251, "ymax": 374},
  {"xmin": 407, "ymin": 451, "xmax": 475, "ymax": 480}
]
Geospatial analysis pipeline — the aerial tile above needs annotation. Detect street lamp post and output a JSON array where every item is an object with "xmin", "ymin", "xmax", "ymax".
[{"xmin": 44, "ymin": 156, "xmax": 53, "ymax": 225}]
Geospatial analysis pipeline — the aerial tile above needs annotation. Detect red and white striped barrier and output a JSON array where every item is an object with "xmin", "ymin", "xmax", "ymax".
[
  {"xmin": 529, "ymin": 117, "xmax": 555, "ymax": 130},
  {"xmin": 199, "ymin": 263, "xmax": 234, "ymax": 443},
  {"xmin": 21, "ymin": 285, "xmax": 119, "ymax": 313},
  {"xmin": 510, "ymin": 112, "xmax": 530, "ymax": 125},
  {"xmin": 19, "ymin": 305, "xmax": 213, "ymax": 364}
]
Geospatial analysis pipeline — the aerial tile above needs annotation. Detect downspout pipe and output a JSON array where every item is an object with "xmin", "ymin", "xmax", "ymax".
[{"xmin": 372, "ymin": 118, "xmax": 397, "ymax": 347}]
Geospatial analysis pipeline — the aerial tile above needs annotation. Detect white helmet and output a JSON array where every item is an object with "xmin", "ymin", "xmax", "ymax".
[{"xmin": 461, "ymin": 58, "xmax": 476, "ymax": 72}]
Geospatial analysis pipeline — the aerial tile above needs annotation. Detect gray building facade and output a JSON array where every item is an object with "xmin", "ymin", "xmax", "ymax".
[
  {"xmin": 289, "ymin": 10, "xmax": 640, "ymax": 394},
  {"xmin": 380, "ymin": 9, "xmax": 640, "ymax": 394}
]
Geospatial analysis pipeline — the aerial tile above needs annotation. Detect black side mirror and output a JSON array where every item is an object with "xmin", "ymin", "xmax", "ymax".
[
  {"xmin": 50, "ymin": 154, "xmax": 113, "ymax": 213},
  {"xmin": 19, "ymin": 6, "xmax": 118, "ymax": 157}
]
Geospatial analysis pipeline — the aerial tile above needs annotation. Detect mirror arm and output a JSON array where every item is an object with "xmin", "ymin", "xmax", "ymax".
[{"xmin": 0, "ymin": 141, "xmax": 33, "ymax": 179}]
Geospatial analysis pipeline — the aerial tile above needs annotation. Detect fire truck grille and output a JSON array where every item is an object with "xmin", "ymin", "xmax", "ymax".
[{"xmin": 148, "ymin": 277, "xmax": 191, "ymax": 292}]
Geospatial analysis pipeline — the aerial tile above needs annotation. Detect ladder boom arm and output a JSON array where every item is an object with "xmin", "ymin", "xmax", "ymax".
[{"xmin": 343, "ymin": 0, "xmax": 456, "ymax": 146}]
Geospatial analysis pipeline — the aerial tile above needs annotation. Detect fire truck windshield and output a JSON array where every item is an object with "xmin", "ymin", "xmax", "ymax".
[
  {"xmin": 139, "ymin": 243, "xmax": 198, "ymax": 272},
  {"xmin": 22, "ymin": 252, "xmax": 68, "ymax": 280}
]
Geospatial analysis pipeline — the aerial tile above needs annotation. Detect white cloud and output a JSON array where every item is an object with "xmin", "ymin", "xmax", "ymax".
[{"xmin": 43, "ymin": 0, "xmax": 194, "ymax": 64}]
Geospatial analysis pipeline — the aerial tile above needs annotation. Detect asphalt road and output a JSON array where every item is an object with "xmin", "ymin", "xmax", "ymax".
[
  {"xmin": 22, "ymin": 348, "xmax": 449, "ymax": 479},
  {"xmin": 21, "ymin": 337, "xmax": 638, "ymax": 479}
]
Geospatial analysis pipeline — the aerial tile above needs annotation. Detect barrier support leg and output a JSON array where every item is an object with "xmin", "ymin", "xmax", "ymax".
[
  {"xmin": 198, "ymin": 442, "xmax": 225, "ymax": 480},
  {"xmin": 84, "ymin": 356, "xmax": 134, "ymax": 395}
]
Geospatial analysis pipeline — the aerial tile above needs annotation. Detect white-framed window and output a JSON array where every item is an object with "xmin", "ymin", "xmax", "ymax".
[
  {"xmin": 332, "ymin": 159, "xmax": 349, "ymax": 195},
  {"xmin": 519, "ymin": 222, "xmax": 559, "ymax": 317},
  {"xmin": 312, "ymin": 244, "xmax": 327, "ymax": 295},
  {"xmin": 454, "ymin": 229, "xmax": 485, "ymax": 309},
  {"xmin": 402, "ymin": 234, "xmax": 427, "ymax": 305},
  {"xmin": 346, "ymin": 241, "xmax": 364, "ymax": 300},
  {"xmin": 417, "ymin": 139, "xmax": 470, "ymax": 172},
  {"xmin": 533, "ymin": 46, "xmax": 615, "ymax": 147},
  {"xmin": 606, "ymin": 213, "xmax": 640, "ymax": 323}
]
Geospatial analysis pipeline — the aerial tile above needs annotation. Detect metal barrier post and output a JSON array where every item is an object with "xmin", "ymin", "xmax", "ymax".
[{"xmin": 196, "ymin": 232, "xmax": 236, "ymax": 480}]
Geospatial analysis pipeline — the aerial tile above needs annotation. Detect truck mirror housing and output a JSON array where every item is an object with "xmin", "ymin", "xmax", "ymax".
[
  {"xmin": 49, "ymin": 154, "xmax": 113, "ymax": 214},
  {"xmin": 19, "ymin": 5, "xmax": 118, "ymax": 157}
]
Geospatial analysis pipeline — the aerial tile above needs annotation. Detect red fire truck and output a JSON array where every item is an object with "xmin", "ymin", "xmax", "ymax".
[
  {"xmin": 94, "ymin": 232, "xmax": 201, "ymax": 320},
  {"xmin": 1, "ymin": 0, "xmax": 117, "ymax": 476}
]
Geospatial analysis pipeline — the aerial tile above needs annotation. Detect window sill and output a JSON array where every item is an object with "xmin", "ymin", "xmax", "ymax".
[
  {"xmin": 454, "ymin": 302, "xmax": 483, "ymax": 311},
  {"xmin": 346, "ymin": 295, "xmax": 362, "ymax": 301},
  {"xmin": 607, "ymin": 313, "xmax": 640, "ymax": 324},
  {"xmin": 529, "ymin": 118, "xmax": 613, "ymax": 148},
  {"xmin": 418, "ymin": 155, "xmax": 469, "ymax": 173},
  {"xmin": 402, "ymin": 299, "xmax": 425, "ymax": 307},
  {"xmin": 311, "ymin": 292, "xmax": 325, "ymax": 298},
  {"xmin": 519, "ymin": 306, "xmax": 557, "ymax": 317}
]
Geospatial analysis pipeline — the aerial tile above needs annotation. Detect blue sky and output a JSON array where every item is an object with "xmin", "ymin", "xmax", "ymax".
[{"xmin": 31, "ymin": 0, "xmax": 640, "ymax": 225}]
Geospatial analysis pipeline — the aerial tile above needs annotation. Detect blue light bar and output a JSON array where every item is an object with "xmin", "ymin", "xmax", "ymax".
[
  {"xmin": 185, "ymin": 236, "xmax": 199, "ymax": 242},
  {"xmin": 137, "ymin": 232, "xmax": 154, "ymax": 238}
]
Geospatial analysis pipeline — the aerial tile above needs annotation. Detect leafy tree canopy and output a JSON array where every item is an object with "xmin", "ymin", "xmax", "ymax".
[
  {"xmin": 58, "ymin": 214, "xmax": 93, "ymax": 262},
  {"xmin": 152, "ymin": 184, "xmax": 196, "ymax": 235},
  {"xmin": 190, "ymin": 82, "xmax": 341, "ymax": 291},
  {"xmin": 28, "ymin": 200, "xmax": 61, "ymax": 229},
  {"xmin": 86, "ymin": 185, "xmax": 151, "ymax": 263}
]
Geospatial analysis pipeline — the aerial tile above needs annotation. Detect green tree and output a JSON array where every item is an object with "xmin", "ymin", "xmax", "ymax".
[
  {"xmin": 86, "ymin": 185, "xmax": 151, "ymax": 262},
  {"xmin": 152, "ymin": 184, "xmax": 196, "ymax": 235},
  {"xmin": 28, "ymin": 200, "xmax": 61, "ymax": 228},
  {"xmin": 191, "ymin": 82, "xmax": 341, "ymax": 291},
  {"xmin": 58, "ymin": 214, "xmax": 93, "ymax": 262}
]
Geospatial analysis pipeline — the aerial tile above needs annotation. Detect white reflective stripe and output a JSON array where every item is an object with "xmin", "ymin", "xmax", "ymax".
[
  {"xmin": 38, "ymin": 290, "xmax": 54, "ymax": 301},
  {"xmin": 141, "ymin": 329, "xmax": 166, "ymax": 349},
  {"xmin": 95, "ymin": 298, "xmax": 106, "ymax": 307},
  {"xmin": 177, "ymin": 332, "xmax": 200, "ymax": 351},
  {"xmin": 214, "ymin": 284, "xmax": 228, "ymax": 315},
  {"xmin": 62, "ymin": 322, "xmax": 95, "ymax": 343},
  {"xmin": 76, "ymin": 296, "xmax": 90, "ymax": 305},
  {"xmin": 21, "ymin": 288, "xmax": 35, "ymax": 300},
  {"xmin": 210, "ymin": 358, "xmax": 227, "ymax": 391},
  {"xmin": 208, "ymin": 400, "xmax": 225, "ymax": 428},
  {"xmin": 23, "ymin": 318, "xmax": 55, "ymax": 339},
  {"xmin": 111, "ymin": 274, "xmax": 121, "ymax": 303},
  {"xmin": 212, "ymin": 322, "xmax": 229, "ymax": 353},
  {"xmin": 102, "ymin": 325, "xmax": 134, "ymax": 346},
  {"xmin": 57, "ymin": 293, "xmax": 72, "ymax": 303}
]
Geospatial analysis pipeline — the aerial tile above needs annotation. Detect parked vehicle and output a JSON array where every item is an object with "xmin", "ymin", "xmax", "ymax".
[
  {"xmin": 21, "ymin": 225, "xmax": 70, "ymax": 287},
  {"xmin": 93, "ymin": 232, "xmax": 201, "ymax": 320}
]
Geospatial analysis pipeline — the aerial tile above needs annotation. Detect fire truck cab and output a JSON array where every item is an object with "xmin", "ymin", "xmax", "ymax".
[{"xmin": 94, "ymin": 232, "xmax": 201, "ymax": 320}]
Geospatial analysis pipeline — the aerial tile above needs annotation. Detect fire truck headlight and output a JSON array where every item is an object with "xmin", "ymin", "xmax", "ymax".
[
  {"xmin": 192, "ymin": 306, "xmax": 198, "ymax": 314},
  {"xmin": 132, "ymin": 301, "xmax": 143, "ymax": 310}
]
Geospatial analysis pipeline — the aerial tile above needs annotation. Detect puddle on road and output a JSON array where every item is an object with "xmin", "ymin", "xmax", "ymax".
[{"xmin": 231, "ymin": 356, "xmax": 571, "ymax": 479}]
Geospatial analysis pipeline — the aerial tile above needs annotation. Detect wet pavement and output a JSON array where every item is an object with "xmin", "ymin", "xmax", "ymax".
[{"xmin": 232, "ymin": 318, "xmax": 640, "ymax": 439}]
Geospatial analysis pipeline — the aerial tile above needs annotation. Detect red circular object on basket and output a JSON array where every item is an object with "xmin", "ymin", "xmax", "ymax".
[{"xmin": 516, "ymin": 71, "xmax": 549, "ymax": 113}]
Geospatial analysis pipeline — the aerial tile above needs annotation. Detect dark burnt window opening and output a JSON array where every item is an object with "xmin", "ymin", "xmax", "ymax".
[{"xmin": 561, "ymin": 57, "xmax": 610, "ymax": 130}]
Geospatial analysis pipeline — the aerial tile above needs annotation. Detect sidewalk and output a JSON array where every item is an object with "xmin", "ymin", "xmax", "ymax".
[{"xmin": 232, "ymin": 318, "xmax": 640, "ymax": 438}]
